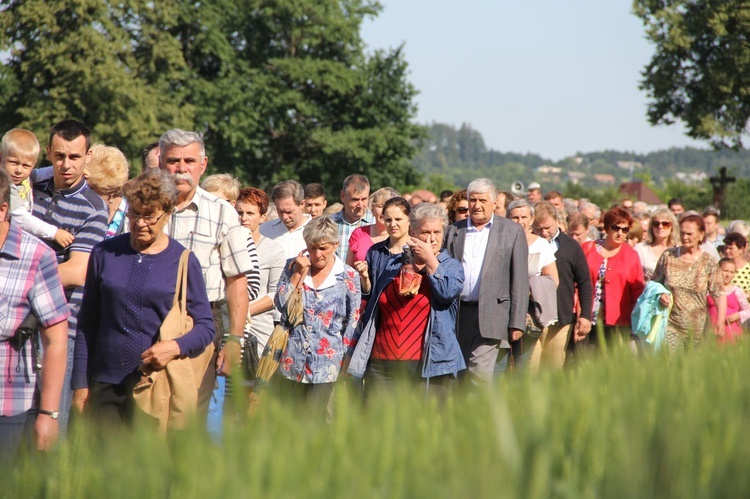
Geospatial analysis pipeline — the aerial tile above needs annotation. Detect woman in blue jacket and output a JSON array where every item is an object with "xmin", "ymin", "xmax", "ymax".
[{"xmin": 348, "ymin": 201, "xmax": 465, "ymax": 398}]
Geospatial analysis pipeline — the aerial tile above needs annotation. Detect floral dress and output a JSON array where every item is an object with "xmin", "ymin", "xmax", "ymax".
[
  {"xmin": 275, "ymin": 256, "xmax": 361, "ymax": 384},
  {"xmin": 651, "ymin": 248, "xmax": 724, "ymax": 351}
]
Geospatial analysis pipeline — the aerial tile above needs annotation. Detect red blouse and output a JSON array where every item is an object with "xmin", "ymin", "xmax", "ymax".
[
  {"xmin": 582, "ymin": 240, "xmax": 645, "ymax": 327},
  {"xmin": 372, "ymin": 276, "xmax": 431, "ymax": 361}
]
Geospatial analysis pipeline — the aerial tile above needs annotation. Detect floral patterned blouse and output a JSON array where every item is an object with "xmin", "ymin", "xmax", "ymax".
[{"xmin": 275, "ymin": 256, "xmax": 361, "ymax": 384}]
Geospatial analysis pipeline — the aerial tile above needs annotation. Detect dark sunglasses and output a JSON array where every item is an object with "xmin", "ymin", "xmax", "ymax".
[
  {"xmin": 456, "ymin": 207, "xmax": 469, "ymax": 214},
  {"xmin": 651, "ymin": 220, "xmax": 672, "ymax": 228},
  {"xmin": 610, "ymin": 224, "xmax": 630, "ymax": 234}
]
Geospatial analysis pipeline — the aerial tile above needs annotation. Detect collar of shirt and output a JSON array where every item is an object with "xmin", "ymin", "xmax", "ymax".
[
  {"xmin": 335, "ymin": 210, "xmax": 373, "ymax": 226},
  {"xmin": 550, "ymin": 228, "xmax": 561, "ymax": 251},
  {"xmin": 303, "ymin": 254, "xmax": 344, "ymax": 290},
  {"xmin": 467, "ymin": 216, "xmax": 492, "ymax": 233},
  {"xmin": 272, "ymin": 214, "xmax": 311, "ymax": 233},
  {"xmin": 0, "ymin": 222, "xmax": 23, "ymax": 259},
  {"xmin": 36, "ymin": 176, "xmax": 89, "ymax": 197}
]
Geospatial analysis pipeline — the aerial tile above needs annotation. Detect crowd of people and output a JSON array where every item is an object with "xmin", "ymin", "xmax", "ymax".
[{"xmin": 1, "ymin": 120, "xmax": 746, "ymax": 461}]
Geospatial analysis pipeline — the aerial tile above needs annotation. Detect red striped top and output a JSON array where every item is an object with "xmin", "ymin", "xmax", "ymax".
[{"xmin": 372, "ymin": 276, "xmax": 431, "ymax": 361}]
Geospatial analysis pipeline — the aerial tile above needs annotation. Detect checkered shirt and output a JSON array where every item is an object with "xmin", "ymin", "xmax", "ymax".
[
  {"xmin": 32, "ymin": 176, "xmax": 109, "ymax": 336},
  {"xmin": 0, "ymin": 222, "xmax": 70, "ymax": 416},
  {"xmin": 165, "ymin": 187, "xmax": 255, "ymax": 302},
  {"xmin": 331, "ymin": 210, "xmax": 374, "ymax": 260}
]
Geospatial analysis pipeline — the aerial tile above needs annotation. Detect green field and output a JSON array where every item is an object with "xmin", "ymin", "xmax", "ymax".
[{"xmin": 7, "ymin": 343, "xmax": 750, "ymax": 498}]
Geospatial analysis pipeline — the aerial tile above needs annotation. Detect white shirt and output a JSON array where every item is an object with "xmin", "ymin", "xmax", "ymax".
[
  {"xmin": 303, "ymin": 255, "xmax": 345, "ymax": 290},
  {"xmin": 259, "ymin": 214, "xmax": 312, "ymax": 260},
  {"xmin": 460, "ymin": 218, "xmax": 493, "ymax": 302}
]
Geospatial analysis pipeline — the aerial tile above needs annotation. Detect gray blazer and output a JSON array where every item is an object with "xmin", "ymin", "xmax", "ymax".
[{"xmin": 444, "ymin": 215, "xmax": 529, "ymax": 342}]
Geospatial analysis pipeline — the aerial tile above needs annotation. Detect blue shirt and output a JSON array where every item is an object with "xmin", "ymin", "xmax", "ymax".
[{"xmin": 32, "ymin": 175, "xmax": 108, "ymax": 336}]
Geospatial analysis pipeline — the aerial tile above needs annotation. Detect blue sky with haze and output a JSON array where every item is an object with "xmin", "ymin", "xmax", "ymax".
[{"xmin": 360, "ymin": 0, "xmax": 706, "ymax": 161}]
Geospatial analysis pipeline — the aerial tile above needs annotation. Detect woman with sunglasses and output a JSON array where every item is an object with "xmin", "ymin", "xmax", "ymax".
[
  {"xmin": 446, "ymin": 189, "xmax": 469, "ymax": 224},
  {"xmin": 582, "ymin": 207, "xmax": 645, "ymax": 347},
  {"xmin": 634, "ymin": 207, "xmax": 679, "ymax": 281},
  {"xmin": 651, "ymin": 214, "xmax": 725, "ymax": 351}
]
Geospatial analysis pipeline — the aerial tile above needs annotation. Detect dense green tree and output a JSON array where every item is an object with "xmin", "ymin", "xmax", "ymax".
[
  {"xmin": 633, "ymin": 0, "xmax": 750, "ymax": 149},
  {"xmin": 0, "ymin": 1, "xmax": 194, "ymax": 161},
  {"xmin": 0, "ymin": 0, "xmax": 423, "ymax": 194}
]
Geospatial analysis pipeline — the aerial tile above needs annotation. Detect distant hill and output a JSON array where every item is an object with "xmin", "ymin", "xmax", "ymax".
[{"xmin": 413, "ymin": 122, "xmax": 750, "ymax": 192}]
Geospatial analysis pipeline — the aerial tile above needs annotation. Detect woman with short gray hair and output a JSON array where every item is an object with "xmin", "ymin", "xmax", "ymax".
[{"xmin": 274, "ymin": 215, "xmax": 361, "ymax": 410}]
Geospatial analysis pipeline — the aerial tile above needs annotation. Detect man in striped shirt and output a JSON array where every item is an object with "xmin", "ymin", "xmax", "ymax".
[
  {"xmin": 31, "ymin": 120, "xmax": 109, "ymax": 434},
  {"xmin": 158, "ymin": 129, "xmax": 254, "ymax": 412}
]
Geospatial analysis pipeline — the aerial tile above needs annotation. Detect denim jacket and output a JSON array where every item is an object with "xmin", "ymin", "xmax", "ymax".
[{"xmin": 348, "ymin": 241, "xmax": 466, "ymax": 379}]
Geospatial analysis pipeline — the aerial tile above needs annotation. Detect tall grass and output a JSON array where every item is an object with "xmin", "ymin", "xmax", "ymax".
[{"xmin": 7, "ymin": 343, "xmax": 750, "ymax": 498}]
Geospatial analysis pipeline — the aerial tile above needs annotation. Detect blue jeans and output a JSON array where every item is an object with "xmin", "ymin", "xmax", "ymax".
[
  {"xmin": 36, "ymin": 335, "xmax": 75, "ymax": 437},
  {"xmin": 57, "ymin": 337, "xmax": 75, "ymax": 438},
  {"xmin": 0, "ymin": 410, "xmax": 35, "ymax": 464}
]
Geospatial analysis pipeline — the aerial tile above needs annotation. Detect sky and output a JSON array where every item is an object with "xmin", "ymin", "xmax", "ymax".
[{"xmin": 360, "ymin": 0, "xmax": 707, "ymax": 161}]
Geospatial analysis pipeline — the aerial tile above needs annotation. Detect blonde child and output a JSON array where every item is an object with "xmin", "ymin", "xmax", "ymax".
[
  {"xmin": 1, "ymin": 129, "xmax": 74, "ymax": 247},
  {"xmin": 708, "ymin": 258, "xmax": 750, "ymax": 343}
]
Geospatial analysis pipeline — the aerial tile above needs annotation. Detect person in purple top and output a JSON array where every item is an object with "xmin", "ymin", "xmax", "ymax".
[{"xmin": 72, "ymin": 170, "xmax": 215, "ymax": 426}]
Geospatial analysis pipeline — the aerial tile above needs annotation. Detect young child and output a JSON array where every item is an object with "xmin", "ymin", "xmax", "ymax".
[
  {"xmin": 1, "ymin": 129, "xmax": 74, "ymax": 247},
  {"xmin": 708, "ymin": 257, "xmax": 750, "ymax": 343}
]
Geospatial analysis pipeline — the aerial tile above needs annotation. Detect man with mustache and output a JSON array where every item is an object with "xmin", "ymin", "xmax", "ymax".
[{"xmin": 158, "ymin": 129, "xmax": 254, "ymax": 415}]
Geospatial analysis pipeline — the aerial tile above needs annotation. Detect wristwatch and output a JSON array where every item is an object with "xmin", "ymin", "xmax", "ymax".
[
  {"xmin": 38, "ymin": 409, "xmax": 59, "ymax": 420},
  {"xmin": 225, "ymin": 335, "xmax": 245, "ymax": 348}
]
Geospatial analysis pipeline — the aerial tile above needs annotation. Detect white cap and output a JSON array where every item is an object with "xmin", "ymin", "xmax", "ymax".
[{"xmin": 528, "ymin": 182, "xmax": 541, "ymax": 190}]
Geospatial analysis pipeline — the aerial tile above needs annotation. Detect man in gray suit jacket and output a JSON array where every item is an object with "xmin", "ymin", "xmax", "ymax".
[{"xmin": 444, "ymin": 178, "xmax": 529, "ymax": 384}]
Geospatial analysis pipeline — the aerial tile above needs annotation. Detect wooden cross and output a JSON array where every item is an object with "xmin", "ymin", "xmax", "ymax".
[{"xmin": 709, "ymin": 166, "xmax": 735, "ymax": 212}]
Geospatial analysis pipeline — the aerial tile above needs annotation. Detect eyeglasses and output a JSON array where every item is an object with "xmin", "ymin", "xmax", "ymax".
[
  {"xmin": 651, "ymin": 220, "xmax": 672, "ymax": 228},
  {"xmin": 610, "ymin": 225, "xmax": 630, "ymax": 234},
  {"xmin": 126, "ymin": 211, "xmax": 167, "ymax": 226},
  {"xmin": 456, "ymin": 207, "xmax": 469, "ymax": 214}
]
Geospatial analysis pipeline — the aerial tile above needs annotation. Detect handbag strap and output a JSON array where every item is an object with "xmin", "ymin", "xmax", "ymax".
[{"xmin": 174, "ymin": 249, "xmax": 191, "ymax": 316}]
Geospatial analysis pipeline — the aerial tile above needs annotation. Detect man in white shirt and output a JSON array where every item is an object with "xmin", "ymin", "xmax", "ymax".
[{"xmin": 260, "ymin": 180, "xmax": 311, "ymax": 260}]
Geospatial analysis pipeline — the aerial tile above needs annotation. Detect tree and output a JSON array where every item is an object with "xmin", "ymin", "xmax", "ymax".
[
  {"xmin": 0, "ymin": 0, "xmax": 423, "ymax": 194},
  {"xmin": 634, "ymin": 0, "xmax": 750, "ymax": 149},
  {"xmin": 0, "ymin": 1, "xmax": 194, "ymax": 164}
]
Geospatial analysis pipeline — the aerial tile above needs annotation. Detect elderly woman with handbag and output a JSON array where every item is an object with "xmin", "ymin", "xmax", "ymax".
[
  {"xmin": 272, "ymin": 216, "xmax": 361, "ymax": 409},
  {"xmin": 72, "ymin": 170, "xmax": 215, "ymax": 428}
]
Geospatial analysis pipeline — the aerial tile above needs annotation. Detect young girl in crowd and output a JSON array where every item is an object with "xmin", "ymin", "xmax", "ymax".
[{"xmin": 709, "ymin": 258, "xmax": 750, "ymax": 344}]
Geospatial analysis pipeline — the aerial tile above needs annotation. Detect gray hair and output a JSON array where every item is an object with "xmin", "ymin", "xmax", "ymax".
[
  {"xmin": 303, "ymin": 215, "xmax": 339, "ymax": 246},
  {"xmin": 342, "ymin": 174, "xmax": 370, "ymax": 194},
  {"xmin": 159, "ymin": 129, "xmax": 205, "ymax": 158},
  {"xmin": 507, "ymin": 198, "xmax": 535, "ymax": 217},
  {"xmin": 466, "ymin": 178, "xmax": 497, "ymax": 202},
  {"xmin": 370, "ymin": 187, "xmax": 401, "ymax": 208},
  {"xmin": 580, "ymin": 202, "xmax": 601, "ymax": 219},
  {"xmin": 410, "ymin": 202, "xmax": 448, "ymax": 229},
  {"xmin": 272, "ymin": 180, "xmax": 305, "ymax": 205},
  {"xmin": 728, "ymin": 220, "xmax": 750, "ymax": 239}
]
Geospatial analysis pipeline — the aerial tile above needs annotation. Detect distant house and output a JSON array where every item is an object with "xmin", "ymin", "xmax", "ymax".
[
  {"xmin": 616, "ymin": 160, "xmax": 644, "ymax": 170},
  {"xmin": 675, "ymin": 171, "xmax": 709, "ymax": 184},
  {"xmin": 535, "ymin": 165, "xmax": 563, "ymax": 175},
  {"xmin": 619, "ymin": 181, "xmax": 662, "ymax": 205},
  {"xmin": 567, "ymin": 171, "xmax": 586, "ymax": 184},
  {"xmin": 593, "ymin": 174, "xmax": 616, "ymax": 185}
]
